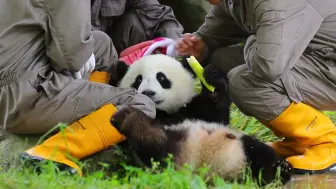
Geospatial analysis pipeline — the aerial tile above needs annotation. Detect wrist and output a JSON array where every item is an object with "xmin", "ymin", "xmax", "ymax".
[
  {"xmin": 191, "ymin": 32, "xmax": 208, "ymax": 62},
  {"xmin": 198, "ymin": 45, "xmax": 209, "ymax": 62}
]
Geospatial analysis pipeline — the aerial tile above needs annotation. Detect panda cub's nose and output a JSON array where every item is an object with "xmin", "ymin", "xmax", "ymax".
[{"xmin": 141, "ymin": 90, "xmax": 156, "ymax": 98}]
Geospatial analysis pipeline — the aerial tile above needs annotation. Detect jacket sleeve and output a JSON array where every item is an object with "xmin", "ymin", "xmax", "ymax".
[
  {"xmin": 127, "ymin": 0, "xmax": 183, "ymax": 39},
  {"xmin": 245, "ymin": 1, "xmax": 323, "ymax": 82},
  {"xmin": 195, "ymin": 4, "xmax": 248, "ymax": 50},
  {"xmin": 45, "ymin": 0, "xmax": 94, "ymax": 72}
]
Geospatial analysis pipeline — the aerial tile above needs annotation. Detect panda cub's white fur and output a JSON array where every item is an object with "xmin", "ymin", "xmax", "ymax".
[{"xmin": 164, "ymin": 120, "xmax": 247, "ymax": 180}]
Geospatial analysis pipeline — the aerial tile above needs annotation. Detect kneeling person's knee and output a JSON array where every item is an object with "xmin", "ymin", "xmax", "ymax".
[
  {"xmin": 92, "ymin": 30, "xmax": 118, "ymax": 72},
  {"xmin": 227, "ymin": 65, "xmax": 254, "ymax": 115},
  {"xmin": 227, "ymin": 65, "xmax": 288, "ymax": 121}
]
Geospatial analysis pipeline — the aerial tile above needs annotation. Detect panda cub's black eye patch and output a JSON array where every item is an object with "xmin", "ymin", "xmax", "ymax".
[
  {"xmin": 131, "ymin": 74, "xmax": 142, "ymax": 89},
  {"xmin": 156, "ymin": 72, "xmax": 171, "ymax": 89}
]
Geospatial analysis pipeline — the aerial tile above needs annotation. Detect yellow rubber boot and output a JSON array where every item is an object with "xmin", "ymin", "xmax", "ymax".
[
  {"xmin": 89, "ymin": 71, "xmax": 111, "ymax": 84},
  {"xmin": 261, "ymin": 120, "xmax": 305, "ymax": 158},
  {"xmin": 267, "ymin": 140, "xmax": 303, "ymax": 158},
  {"xmin": 265, "ymin": 102, "xmax": 336, "ymax": 174},
  {"xmin": 22, "ymin": 104, "xmax": 126, "ymax": 176}
]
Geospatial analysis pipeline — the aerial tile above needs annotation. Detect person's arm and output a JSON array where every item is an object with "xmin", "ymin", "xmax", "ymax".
[
  {"xmin": 45, "ymin": 0, "xmax": 94, "ymax": 72},
  {"xmin": 127, "ymin": 0, "xmax": 183, "ymax": 39},
  {"xmin": 245, "ymin": 1, "xmax": 323, "ymax": 82},
  {"xmin": 195, "ymin": 4, "xmax": 248, "ymax": 50}
]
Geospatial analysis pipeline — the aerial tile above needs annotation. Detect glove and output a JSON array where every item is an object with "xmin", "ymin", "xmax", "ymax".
[{"xmin": 73, "ymin": 53, "xmax": 96, "ymax": 79}]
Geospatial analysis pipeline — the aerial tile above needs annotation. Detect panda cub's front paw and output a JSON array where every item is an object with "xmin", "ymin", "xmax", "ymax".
[
  {"xmin": 111, "ymin": 106, "xmax": 137, "ymax": 134},
  {"xmin": 203, "ymin": 64, "xmax": 228, "ymax": 92},
  {"xmin": 273, "ymin": 160, "xmax": 294, "ymax": 184}
]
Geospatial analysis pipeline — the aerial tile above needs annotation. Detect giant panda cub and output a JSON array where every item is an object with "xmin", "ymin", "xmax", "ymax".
[
  {"xmin": 112, "ymin": 54, "xmax": 231, "ymax": 126},
  {"xmin": 111, "ymin": 106, "xmax": 293, "ymax": 186},
  {"xmin": 111, "ymin": 54, "xmax": 294, "ymax": 185}
]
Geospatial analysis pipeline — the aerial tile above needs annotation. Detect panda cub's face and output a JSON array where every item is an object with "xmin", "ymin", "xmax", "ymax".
[{"xmin": 119, "ymin": 54, "xmax": 197, "ymax": 113}]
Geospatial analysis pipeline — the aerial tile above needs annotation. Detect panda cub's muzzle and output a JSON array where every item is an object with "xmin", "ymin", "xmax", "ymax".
[
  {"xmin": 141, "ymin": 90, "xmax": 163, "ymax": 104},
  {"xmin": 141, "ymin": 90, "xmax": 156, "ymax": 98}
]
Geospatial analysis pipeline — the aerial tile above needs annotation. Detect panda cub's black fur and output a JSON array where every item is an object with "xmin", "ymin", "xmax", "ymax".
[
  {"xmin": 110, "ymin": 54, "xmax": 231, "ymax": 126},
  {"xmin": 111, "ymin": 106, "xmax": 294, "ymax": 186}
]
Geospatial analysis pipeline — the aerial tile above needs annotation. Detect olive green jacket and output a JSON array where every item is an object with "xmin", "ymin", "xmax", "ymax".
[{"xmin": 196, "ymin": 0, "xmax": 336, "ymax": 82}]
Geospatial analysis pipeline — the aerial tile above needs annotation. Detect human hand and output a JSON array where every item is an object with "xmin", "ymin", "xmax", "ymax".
[
  {"xmin": 73, "ymin": 53, "xmax": 96, "ymax": 79},
  {"xmin": 175, "ymin": 33, "xmax": 206, "ymax": 61}
]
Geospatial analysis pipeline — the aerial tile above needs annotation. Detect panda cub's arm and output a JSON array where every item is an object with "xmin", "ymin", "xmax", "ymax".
[
  {"xmin": 111, "ymin": 106, "xmax": 177, "ymax": 167},
  {"xmin": 184, "ymin": 63, "xmax": 231, "ymax": 125}
]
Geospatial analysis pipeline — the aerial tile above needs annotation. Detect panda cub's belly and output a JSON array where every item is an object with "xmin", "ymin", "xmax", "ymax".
[{"xmin": 164, "ymin": 120, "xmax": 248, "ymax": 179}]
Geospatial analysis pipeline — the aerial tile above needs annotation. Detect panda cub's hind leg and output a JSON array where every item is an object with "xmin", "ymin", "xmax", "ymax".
[
  {"xmin": 241, "ymin": 135, "xmax": 294, "ymax": 185},
  {"xmin": 111, "ymin": 106, "xmax": 169, "ymax": 166}
]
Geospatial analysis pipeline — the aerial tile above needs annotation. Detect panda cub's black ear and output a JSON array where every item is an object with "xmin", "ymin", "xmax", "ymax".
[{"xmin": 109, "ymin": 60, "xmax": 129, "ymax": 86}]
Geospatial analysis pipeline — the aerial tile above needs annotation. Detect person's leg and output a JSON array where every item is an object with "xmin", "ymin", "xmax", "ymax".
[
  {"xmin": 206, "ymin": 45, "xmax": 246, "ymax": 73},
  {"xmin": 227, "ymin": 54, "xmax": 336, "ymax": 174},
  {"xmin": 91, "ymin": 30, "xmax": 119, "ymax": 73},
  {"xmin": 7, "ymin": 30, "xmax": 155, "ymax": 134},
  {"xmin": 88, "ymin": 30, "xmax": 122, "ymax": 84},
  {"xmin": 107, "ymin": 9, "xmax": 148, "ymax": 54},
  {"xmin": 14, "ymin": 31, "xmax": 155, "ymax": 176}
]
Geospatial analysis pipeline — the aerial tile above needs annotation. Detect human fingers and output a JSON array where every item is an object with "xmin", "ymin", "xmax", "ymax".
[
  {"xmin": 183, "ymin": 33, "xmax": 195, "ymax": 39},
  {"xmin": 175, "ymin": 39, "xmax": 190, "ymax": 51},
  {"xmin": 183, "ymin": 33, "xmax": 201, "ymax": 43},
  {"xmin": 182, "ymin": 34, "xmax": 195, "ymax": 46},
  {"xmin": 190, "ymin": 35, "xmax": 200, "ymax": 42}
]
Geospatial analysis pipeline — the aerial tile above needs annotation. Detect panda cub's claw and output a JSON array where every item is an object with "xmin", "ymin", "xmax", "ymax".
[{"xmin": 273, "ymin": 160, "xmax": 294, "ymax": 184}]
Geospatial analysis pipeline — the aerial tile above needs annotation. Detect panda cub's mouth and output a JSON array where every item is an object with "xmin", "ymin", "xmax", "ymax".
[{"xmin": 140, "ymin": 90, "xmax": 163, "ymax": 104}]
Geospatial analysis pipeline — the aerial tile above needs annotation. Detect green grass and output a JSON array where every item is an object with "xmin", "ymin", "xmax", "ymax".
[
  {"xmin": 0, "ymin": 165, "xmax": 279, "ymax": 189},
  {"xmin": 1, "ymin": 105, "xmax": 335, "ymax": 189},
  {"xmin": 0, "ymin": 158, "xmax": 284, "ymax": 189}
]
